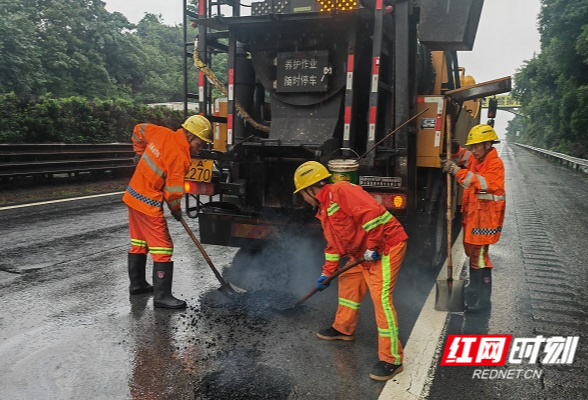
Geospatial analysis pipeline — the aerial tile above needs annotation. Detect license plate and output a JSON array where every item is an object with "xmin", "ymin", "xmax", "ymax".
[{"xmin": 186, "ymin": 159, "xmax": 214, "ymax": 183}]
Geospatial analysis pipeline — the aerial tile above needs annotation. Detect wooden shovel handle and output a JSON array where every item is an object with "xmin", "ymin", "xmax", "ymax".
[
  {"xmin": 446, "ymin": 115, "xmax": 453, "ymax": 280},
  {"xmin": 293, "ymin": 257, "xmax": 367, "ymax": 308},
  {"xmin": 180, "ymin": 217, "xmax": 227, "ymax": 285}
]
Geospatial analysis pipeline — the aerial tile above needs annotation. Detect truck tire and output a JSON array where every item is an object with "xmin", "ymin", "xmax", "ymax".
[{"xmin": 410, "ymin": 171, "xmax": 448, "ymax": 271}]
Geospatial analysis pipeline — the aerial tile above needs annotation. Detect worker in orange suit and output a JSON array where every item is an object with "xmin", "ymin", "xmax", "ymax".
[
  {"xmin": 442, "ymin": 124, "xmax": 505, "ymax": 312},
  {"xmin": 293, "ymin": 161, "xmax": 408, "ymax": 381},
  {"xmin": 123, "ymin": 115, "xmax": 212, "ymax": 309}
]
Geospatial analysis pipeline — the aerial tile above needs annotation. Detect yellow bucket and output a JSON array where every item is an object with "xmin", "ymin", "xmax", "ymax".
[{"xmin": 328, "ymin": 159, "xmax": 359, "ymax": 184}]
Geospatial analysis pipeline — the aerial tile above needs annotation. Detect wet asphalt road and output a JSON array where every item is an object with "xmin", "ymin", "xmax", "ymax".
[
  {"xmin": 1, "ymin": 143, "xmax": 587, "ymax": 399},
  {"xmin": 0, "ymin": 190, "xmax": 433, "ymax": 399}
]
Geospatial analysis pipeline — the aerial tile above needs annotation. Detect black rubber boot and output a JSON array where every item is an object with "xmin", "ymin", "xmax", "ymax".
[
  {"xmin": 466, "ymin": 267, "xmax": 481, "ymax": 310},
  {"xmin": 479, "ymin": 269, "xmax": 492, "ymax": 309},
  {"xmin": 153, "ymin": 261, "xmax": 186, "ymax": 309},
  {"xmin": 467, "ymin": 268, "xmax": 492, "ymax": 313},
  {"xmin": 128, "ymin": 253, "xmax": 153, "ymax": 295}
]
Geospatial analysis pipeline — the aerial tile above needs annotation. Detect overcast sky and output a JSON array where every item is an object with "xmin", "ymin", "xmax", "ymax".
[{"xmin": 103, "ymin": 0, "xmax": 542, "ymax": 135}]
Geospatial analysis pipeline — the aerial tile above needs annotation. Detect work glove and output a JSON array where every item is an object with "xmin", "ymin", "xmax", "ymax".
[
  {"xmin": 441, "ymin": 159, "xmax": 460, "ymax": 175},
  {"xmin": 317, "ymin": 274, "xmax": 330, "ymax": 291},
  {"xmin": 364, "ymin": 249, "xmax": 380, "ymax": 262},
  {"xmin": 451, "ymin": 139, "xmax": 461, "ymax": 154},
  {"xmin": 133, "ymin": 153, "xmax": 141, "ymax": 166},
  {"xmin": 171, "ymin": 208, "xmax": 182, "ymax": 221}
]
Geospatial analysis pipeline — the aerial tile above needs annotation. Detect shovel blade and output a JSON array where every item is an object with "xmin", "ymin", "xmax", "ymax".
[
  {"xmin": 435, "ymin": 279, "xmax": 465, "ymax": 312},
  {"xmin": 272, "ymin": 304, "xmax": 309, "ymax": 316},
  {"xmin": 217, "ymin": 283, "xmax": 247, "ymax": 297}
]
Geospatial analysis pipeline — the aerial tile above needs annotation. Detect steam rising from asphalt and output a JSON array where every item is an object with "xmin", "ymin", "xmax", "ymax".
[{"xmin": 224, "ymin": 232, "xmax": 326, "ymax": 297}]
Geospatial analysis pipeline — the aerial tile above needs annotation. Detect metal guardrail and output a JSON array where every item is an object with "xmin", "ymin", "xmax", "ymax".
[
  {"xmin": 514, "ymin": 143, "xmax": 588, "ymax": 174},
  {"xmin": 0, "ymin": 143, "xmax": 134, "ymax": 181}
]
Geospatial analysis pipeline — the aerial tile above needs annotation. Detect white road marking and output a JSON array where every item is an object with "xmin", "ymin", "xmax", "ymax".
[
  {"xmin": 379, "ymin": 230, "xmax": 466, "ymax": 399},
  {"xmin": 497, "ymin": 142, "xmax": 506, "ymax": 156},
  {"xmin": 0, "ymin": 191, "xmax": 125, "ymax": 211}
]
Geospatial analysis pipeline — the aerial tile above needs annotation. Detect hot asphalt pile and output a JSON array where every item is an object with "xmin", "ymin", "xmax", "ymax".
[
  {"xmin": 176, "ymin": 238, "xmax": 324, "ymax": 397},
  {"xmin": 176, "ymin": 289, "xmax": 302, "ymax": 399}
]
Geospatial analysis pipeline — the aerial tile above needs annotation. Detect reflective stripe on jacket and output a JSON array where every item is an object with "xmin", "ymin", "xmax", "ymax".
[
  {"xmin": 315, "ymin": 182, "xmax": 408, "ymax": 275},
  {"xmin": 123, "ymin": 124, "xmax": 190, "ymax": 217},
  {"xmin": 132, "ymin": 123, "xmax": 165, "ymax": 157},
  {"xmin": 452, "ymin": 146, "xmax": 505, "ymax": 245}
]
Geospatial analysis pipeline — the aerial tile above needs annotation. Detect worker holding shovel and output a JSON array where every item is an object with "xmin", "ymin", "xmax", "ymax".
[
  {"xmin": 293, "ymin": 161, "xmax": 408, "ymax": 381},
  {"xmin": 441, "ymin": 124, "xmax": 505, "ymax": 313},
  {"xmin": 123, "ymin": 115, "xmax": 212, "ymax": 309}
]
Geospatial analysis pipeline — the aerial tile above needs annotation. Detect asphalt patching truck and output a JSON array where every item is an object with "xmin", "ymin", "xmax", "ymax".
[{"xmin": 182, "ymin": 0, "xmax": 510, "ymax": 268}]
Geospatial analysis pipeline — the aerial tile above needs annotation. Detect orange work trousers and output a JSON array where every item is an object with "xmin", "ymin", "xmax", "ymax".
[
  {"xmin": 127, "ymin": 206, "xmax": 174, "ymax": 262},
  {"xmin": 463, "ymin": 241, "xmax": 493, "ymax": 269},
  {"xmin": 332, "ymin": 240, "xmax": 407, "ymax": 365}
]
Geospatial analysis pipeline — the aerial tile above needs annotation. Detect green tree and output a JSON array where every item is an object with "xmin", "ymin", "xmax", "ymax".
[
  {"xmin": 0, "ymin": 0, "xmax": 44, "ymax": 94},
  {"xmin": 510, "ymin": 0, "xmax": 588, "ymax": 158},
  {"xmin": 134, "ymin": 13, "xmax": 185, "ymax": 102},
  {"xmin": 0, "ymin": 0, "xmax": 187, "ymax": 102}
]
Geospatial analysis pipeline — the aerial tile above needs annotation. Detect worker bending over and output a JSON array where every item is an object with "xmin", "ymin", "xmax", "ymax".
[
  {"xmin": 293, "ymin": 161, "xmax": 408, "ymax": 381},
  {"xmin": 123, "ymin": 115, "xmax": 212, "ymax": 309},
  {"xmin": 442, "ymin": 124, "xmax": 506, "ymax": 312}
]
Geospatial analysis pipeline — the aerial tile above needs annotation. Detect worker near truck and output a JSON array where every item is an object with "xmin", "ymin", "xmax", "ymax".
[
  {"xmin": 123, "ymin": 115, "xmax": 212, "ymax": 309},
  {"xmin": 293, "ymin": 161, "xmax": 408, "ymax": 381},
  {"xmin": 441, "ymin": 124, "xmax": 506, "ymax": 312}
]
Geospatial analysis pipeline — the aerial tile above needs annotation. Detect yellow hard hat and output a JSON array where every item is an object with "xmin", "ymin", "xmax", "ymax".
[
  {"xmin": 460, "ymin": 74, "xmax": 476, "ymax": 87},
  {"xmin": 182, "ymin": 115, "xmax": 212, "ymax": 143},
  {"xmin": 293, "ymin": 161, "xmax": 331, "ymax": 194},
  {"xmin": 465, "ymin": 124, "xmax": 499, "ymax": 146}
]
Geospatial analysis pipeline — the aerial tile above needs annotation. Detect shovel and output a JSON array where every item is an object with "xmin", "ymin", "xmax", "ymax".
[
  {"xmin": 179, "ymin": 218, "xmax": 246, "ymax": 297},
  {"xmin": 435, "ymin": 115, "xmax": 465, "ymax": 312},
  {"xmin": 275, "ymin": 257, "xmax": 366, "ymax": 314}
]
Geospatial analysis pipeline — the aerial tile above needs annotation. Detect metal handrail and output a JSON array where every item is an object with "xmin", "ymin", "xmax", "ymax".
[
  {"xmin": 0, "ymin": 143, "xmax": 134, "ymax": 180},
  {"xmin": 514, "ymin": 143, "xmax": 588, "ymax": 173}
]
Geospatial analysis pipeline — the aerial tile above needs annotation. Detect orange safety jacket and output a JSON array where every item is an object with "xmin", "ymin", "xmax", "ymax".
[
  {"xmin": 123, "ymin": 124, "xmax": 190, "ymax": 218},
  {"xmin": 452, "ymin": 146, "xmax": 505, "ymax": 245},
  {"xmin": 315, "ymin": 182, "xmax": 408, "ymax": 276},
  {"xmin": 132, "ymin": 123, "xmax": 166, "ymax": 156}
]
